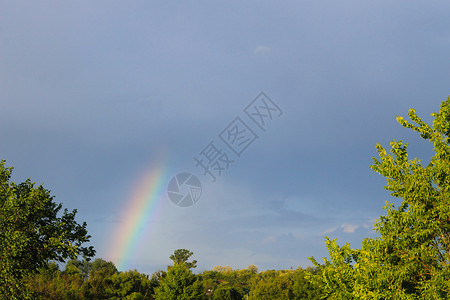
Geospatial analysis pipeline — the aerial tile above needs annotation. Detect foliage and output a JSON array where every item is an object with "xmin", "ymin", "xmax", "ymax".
[
  {"xmin": 170, "ymin": 248, "xmax": 198, "ymax": 270},
  {"xmin": 23, "ymin": 248, "xmax": 325, "ymax": 299},
  {"xmin": 247, "ymin": 264, "xmax": 258, "ymax": 274},
  {"xmin": 248, "ymin": 270, "xmax": 293, "ymax": 300},
  {"xmin": 109, "ymin": 269, "xmax": 155, "ymax": 299},
  {"xmin": 201, "ymin": 267, "xmax": 250, "ymax": 299},
  {"xmin": 290, "ymin": 267, "xmax": 324, "ymax": 299},
  {"xmin": 26, "ymin": 258, "xmax": 155, "ymax": 299},
  {"xmin": 154, "ymin": 263, "xmax": 204, "ymax": 300},
  {"xmin": 309, "ymin": 96, "xmax": 450, "ymax": 299},
  {"xmin": 65, "ymin": 258, "xmax": 92, "ymax": 279},
  {"xmin": 0, "ymin": 160, "xmax": 95, "ymax": 299},
  {"xmin": 248, "ymin": 268, "xmax": 324, "ymax": 300},
  {"xmin": 212, "ymin": 284, "xmax": 244, "ymax": 300},
  {"xmin": 26, "ymin": 262, "xmax": 85, "ymax": 299}
]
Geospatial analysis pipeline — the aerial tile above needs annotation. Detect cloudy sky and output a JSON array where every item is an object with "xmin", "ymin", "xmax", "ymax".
[{"xmin": 1, "ymin": 1, "xmax": 450, "ymax": 274}]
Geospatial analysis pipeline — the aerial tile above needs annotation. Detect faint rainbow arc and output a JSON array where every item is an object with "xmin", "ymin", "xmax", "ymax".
[{"xmin": 109, "ymin": 160, "xmax": 169, "ymax": 271}]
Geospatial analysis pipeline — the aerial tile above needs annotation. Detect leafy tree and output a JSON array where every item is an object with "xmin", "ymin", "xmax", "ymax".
[
  {"xmin": 213, "ymin": 284, "xmax": 244, "ymax": 300},
  {"xmin": 26, "ymin": 262, "xmax": 85, "ymax": 299},
  {"xmin": 309, "ymin": 96, "xmax": 450, "ymax": 298},
  {"xmin": 26, "ymin": 259, "xmax": 155, "ymax": 299},
  {"xmin": 89, "ymin": 258, "xmax": 118, "ymax": 277},
  {"xmin": 154, "ymin": 263, "xmax": 204, "ymax": 300},
  {"xmin": 248, "ymin": 268, "xmax": 323, "ymax": 300},
  {"xmin": 290, "ymin": 267, "xmax": 324, "ymax": 300},
  {"xmin": 0, "ymin": 160, "xmax": 95, "ymax": 299},
  {"xmin": 170, "ymin": 248, "xmax": 197, "ymax": 269},
  {"xmin": 199, "ymin": 267, "xmax": 255, "ymax": 299},
  {"xmin": 65, "ymin": 258, "xmax": 92, "ymax": 280},
  {"xmin": 83, "ymin": 258, "xmax": 118, "ymax": 299},
  {"xmin": 234, "ymin": 268, "xmax": 256, "ymax": 294},
  {"xmin": 110, "ymin": 269, "xmax": 155, "ymax": 299},
  {"xmin": 247, "ymin": 264, "xmax": 258, "ymax": 274},
  {"xmin": 201, "ymin": 270, "xmax": 224, "ymax": 281},
  {"xmin": 212, "ymin": 265, "xmax": 233, "ymax": 275},
  {"xmin": 248, "ymin": 271, "xmax": 292, "ymax": 300}
]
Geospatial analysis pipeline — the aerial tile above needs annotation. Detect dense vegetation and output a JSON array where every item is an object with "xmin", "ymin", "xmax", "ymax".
[
  {"xmin": 309, "ymin": 96, "xmax": 450, "ymax": 298},
  {"xmin": 23, "ymin": 254, "xmax": 323, "ymax": 299},
  {"xmin": 0, "ymin": 160, "xmax": 95, "ymax": 299},
  {"xmin": 2, "ymin": 95, "xmax": 450, "ymax": 299}
]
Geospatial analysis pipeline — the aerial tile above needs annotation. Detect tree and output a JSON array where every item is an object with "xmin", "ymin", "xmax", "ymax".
[
  {"xmin": 65, "ymin": 258, "xmax": 92, "ymax": 280},
  {"xmin": 82, "ymin": 258, "xmax": 118, "ymax": 299},
  {"xmin": 212, "ymin": 265, "xmax": 233, "ymax": 275},
  {"xmin": 0, "ymin": 160, "xmax": 95, "ymax": 299},
  {"xmin": 247, "ymin": 264, "xmax": 258, "ymax": 274},
  {"xmin": 110, "ymin": 269, "xmax": 155, "ymax": 299},
  {"xmin": 213, "ymin": 285, "xmax": 244, "ymax": 300},
  {"xmin": 26, "ymin": 258, "xmax": 156, "ymax": 299},
  {"xmin": 170, "ymin": 248, "xmax": 197, "ymax": 269},
  {"xmin": 248, "ymin": 271, "xmax": 292, "ymax": 300},
  {"xmin": 309, "ymin": 96, "xmax": 450, "ymax": 298},
  {"xmin": 154, "ymin": 263, "xmax": 204, "ymax": 300},
  {"xmin": 290, "ymin": 267, "xmax": 324, "ymax": 300},
  {"xmin": 26, "ymin": 262, "xmax": 84, "ymax": 300}
]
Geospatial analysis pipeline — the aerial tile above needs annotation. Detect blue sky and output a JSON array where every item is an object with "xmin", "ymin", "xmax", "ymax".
[{"xmin": 1, "ymin": 1, "xmax": 450, "ymax": 274}]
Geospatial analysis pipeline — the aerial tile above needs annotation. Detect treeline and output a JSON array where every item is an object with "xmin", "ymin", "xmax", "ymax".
[{"xmin": 24, "ymin": 251, "xmax": 325, "ymax": 300}]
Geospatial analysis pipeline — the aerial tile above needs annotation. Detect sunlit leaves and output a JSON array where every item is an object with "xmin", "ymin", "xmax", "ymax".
[
  {"xmin": 310, "ymin": 95, "xmax": 450, "ymax": 298},
  {"xmin": 0, "ymin": 160, "xmax": 95, "ymax": 299}
]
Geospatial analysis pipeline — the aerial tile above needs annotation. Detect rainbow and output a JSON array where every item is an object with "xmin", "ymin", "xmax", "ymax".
[{"xmin": 107, "ymin": 158, "xmax": 170, "ymax": 271}]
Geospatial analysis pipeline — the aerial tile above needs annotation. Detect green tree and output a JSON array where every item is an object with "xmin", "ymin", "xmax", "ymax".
[
  {"xmin": 248, "ymin": 271, "xmax": 292, "ymax": 300},
  {"xmin": 155, "ymin": 263, "xmax": 205, "ymax": 300},
  {"xmin": 83, "ymin": 258, "xmax": 118, "ymax": 299},
  {"xmin": 212, "ymin": 265, "xmax": 233, "ymax": 275},
  {"xmin": 170, "ymin": 248, "xmax": 198, "ymax": 269},
  {"xmin": 0, "ymin": 160, "xmax": 95, "ymax": 299},
  {"xmin": 309, "ymin": 96, "xmax": 450, "ymax": 299},
  {"xmin": 247, "ymin": 264, "xmax": 258, "ymax": 274},
  {"xmin": 150, "ymin": 269, "xmax": 166, "ymax": 289},
  {"xmin": 213, "ymin": 284, "xmax": 244, "ymax": 300},
  {"xmin": 26, "ymin": 258, "xmax": 156, "ymax": 299},
  {"xmin": 110, "ymin": 269, "xmax": 155, "ymax": 299},
  {"xmin": 65, "ymin": 258, "xmax": 92, "ymax": 280},
  {"xmin": 26, "ymin": 262, "xmax": 86, "ymax": 300},
  {"xmin": 290, "ymin": 267, "xmax": 324, "ymax": 300}
]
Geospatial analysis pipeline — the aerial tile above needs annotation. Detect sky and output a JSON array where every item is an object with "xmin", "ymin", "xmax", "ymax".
[{"xmin": 1, "ymin": 1, "xmax": 450, "ymax": 274}]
